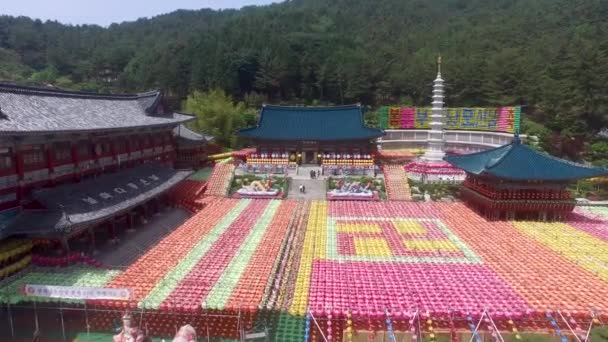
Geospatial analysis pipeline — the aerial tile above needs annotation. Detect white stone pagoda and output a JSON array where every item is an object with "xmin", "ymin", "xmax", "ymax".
[{"xmin": 405, "ymin": 55, "xmax": 465, "ymax": 183}]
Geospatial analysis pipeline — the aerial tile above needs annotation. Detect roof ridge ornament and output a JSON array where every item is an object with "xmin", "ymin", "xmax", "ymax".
[{"xmin": 437, "ymin": 53, "xmax": 442, "ymax": 75}]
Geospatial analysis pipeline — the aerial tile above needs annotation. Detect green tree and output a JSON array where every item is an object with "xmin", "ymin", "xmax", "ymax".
[
  {"xmin": 183, "ymin": 89, "xmax": 255, "ymax": 148},
  {"xmin": 28, "ymin": 65, "xmax": 59, "ymax": 83}
]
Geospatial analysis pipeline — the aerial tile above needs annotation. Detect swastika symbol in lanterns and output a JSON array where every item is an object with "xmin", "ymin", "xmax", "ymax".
[{"xmin": 327, "ymin": 217, "xmax": 481, "ymax": 263}]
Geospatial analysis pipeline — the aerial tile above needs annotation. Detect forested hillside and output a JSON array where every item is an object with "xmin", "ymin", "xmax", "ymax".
[{"xmin": 1, "ymin": 0, "xmax": 607, "ymax": 160}]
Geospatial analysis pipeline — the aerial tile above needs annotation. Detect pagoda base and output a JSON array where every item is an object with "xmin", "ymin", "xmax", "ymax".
[{"xmin": 405, "ymin": 160, "xmax": 465, "ymax": 184}]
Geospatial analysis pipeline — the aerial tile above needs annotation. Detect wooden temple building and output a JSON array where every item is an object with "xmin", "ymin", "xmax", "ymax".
[
  {"xmin": 174, "ymin": 124, "xmax": 214, "ymax": 169},
  {"xmin": 444, "ymin": 135, "xmax": 608, "ymax": 221},
  {"xmin": 237, "ymin": 104, "xmax": 384, "ymax": 173},
  {"xmin": 0, "ymin": 83, "xmax": 195, "ymax": 251}
]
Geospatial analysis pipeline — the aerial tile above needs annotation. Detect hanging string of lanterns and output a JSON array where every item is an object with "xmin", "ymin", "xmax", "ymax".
[
  {"xmin": 304, "ymin": 312, "xmax": 311, "ymax": 342},
  {"xmin": 326, "ymin": 310, "xmax": 333, "ymax": 342},
  {"xmin": 467, "ymin": 314, "xmax": 482, "ymax": 342},
  {"xmin": 410, "ymin": 311, "xmax": 419, "ymax": 341},
  {"xmin": 345, "ymin": 311, "xmax": 353, "ymax": 342},
  {"xmin": 546, "ymin": 311, "xmax": 568, "ymax": 342},
  {"xmin": 507, "ymin": 316, "xmax": 522, "ymax": 340},
  {"xmin": 449, "ymin": 312, "xmax": 460, "ymax": 342},
  {"xmin": 385, "ymin": 310, "xmax": 396, "ymax": 342},
  {"xmin": 425, "ymin": 311, "xmax": 436, "ymax": 342}
]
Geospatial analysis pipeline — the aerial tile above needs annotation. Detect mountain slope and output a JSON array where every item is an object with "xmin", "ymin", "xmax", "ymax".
[{"xmin": 0, "ymin": 0, "xmax": 606, "ymax": 136}]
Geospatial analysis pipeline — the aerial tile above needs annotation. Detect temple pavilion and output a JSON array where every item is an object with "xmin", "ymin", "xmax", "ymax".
[
  {"xmin": 0, "ymin": 83, "xmax": 194, "ymax": 252},
  {"xmin": 237, "ymin": 104, "xmax": 384, "ymax": 174},
  {"xmin": 174, "ymin": 124, "xmax": 214, "ymax": 169},
  {"xmin": 444, "ymin": 135, "xmax": 608, "ymax": 221}
]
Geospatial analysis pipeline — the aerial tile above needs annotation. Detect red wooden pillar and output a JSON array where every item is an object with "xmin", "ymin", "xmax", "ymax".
[
  {"xmin": 107, "ymin": 220, "xmax": 117, "ymax": 241},
  {"xmin": 45, "ymin": 143, "xmax": 54, "ymax": 173},
  {"xmin": 128, "ymin": 212, "xmax": 135, "ymax": 230},
  {"xmin": 124, "ymin": 136, "xmax": 131, "ymax": 168},
  {"xmin": 14, "ymin": 147, "xmax": 24, "ymax": 202},
  {"xmin": 170, "ymin": 132, "xmax": 177, "ymax": 165},
  {"xmin": 71, "ymin": 141, "xmax": 80, "ymax": 181},
  {"xmin": 110, "ymin": 138, "xmax": 118, "ymax": 171},
  {"xmin": 45, "ymin": 143, "xmax": 55, "ymax": 185},
  {"xmin": 92, "ymin": 139, "xmax": 100, "ymax": 169},
  {"xmin": 88, "ymin": 227, "xmax": 96, "ymax": 254}
]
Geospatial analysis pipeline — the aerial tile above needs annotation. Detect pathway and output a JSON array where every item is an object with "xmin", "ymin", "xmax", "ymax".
[
  {"xmin": 97, "ymin": 207, "xmax": 190, "ymax": 268},
  {"xmin": 287, "ymin": 165, "xmax": 327, "ymax": 200},
  {"xmin": 288, "ymin": 179, "xmax": 327, "ymax": 200},
  {"xmin": 383, "ymin": 165, "xmax": 412, "ymax": 201},
  {"xmin": 206, "ymin": 163, "xmax": 235, "ymax": 196}
]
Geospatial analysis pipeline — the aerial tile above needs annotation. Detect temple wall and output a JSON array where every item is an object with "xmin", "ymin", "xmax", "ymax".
[
  {"xmin": 380, "ymin": 129, "xmax": 527, "ymax": 152},
  {"xmin": 0, "ymin": 127, "xmax": 177, "ymax": 211}
]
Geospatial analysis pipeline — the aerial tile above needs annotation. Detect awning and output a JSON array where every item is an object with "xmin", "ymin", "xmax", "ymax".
[{"xmin": 3, "ymin": 164, "xmax": 192, "ymax": 239}]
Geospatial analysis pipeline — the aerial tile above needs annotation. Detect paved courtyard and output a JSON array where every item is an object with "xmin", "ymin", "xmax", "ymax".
[{"xmin": 97, "ymin": 207, "xmax": 190, "ymax": 269}]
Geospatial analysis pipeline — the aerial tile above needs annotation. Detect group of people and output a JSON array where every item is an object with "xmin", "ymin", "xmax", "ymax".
[{"xmin": 310, "ymin": 169, "xmax": 322, "ymax": 179}]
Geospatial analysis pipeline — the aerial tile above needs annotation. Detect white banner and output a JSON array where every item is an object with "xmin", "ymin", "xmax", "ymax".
[{"xmin": 24, "ymin": 285, "xmax": 131, "ymax": 300}]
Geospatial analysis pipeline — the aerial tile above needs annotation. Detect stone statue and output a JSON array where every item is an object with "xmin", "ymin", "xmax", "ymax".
[
  {"xmin": 242, "ymin": 176, "xmax": 273, "ymax": 192},
  {"xmin": 424, "ymin": 191, "xmax": 431, "ymax": 202},
  {"xmin": 113, "ymin": 312, "xmax": 149, "ymax": 342},
  {"xmin": 172, "ymin": 324, "xmax": 197, "ymax": 342}
]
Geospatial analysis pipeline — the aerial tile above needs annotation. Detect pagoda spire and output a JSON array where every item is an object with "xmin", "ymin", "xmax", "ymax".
[
  {"xmin": 422, "ymin": 54, "xmax": 446, "ymax": 162},
  {"xmin": 437, "ymin": 54, "xmax": 442, "ymax": 75}
]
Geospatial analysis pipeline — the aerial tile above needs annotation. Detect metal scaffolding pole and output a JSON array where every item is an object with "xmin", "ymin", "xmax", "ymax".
[
  {"xmin": 7, "ymin": 303, "xmax": 14, "ymax": 338},
  {"xmin": 60, "ymin": 307, "xmax": 66, "ymax": 342}
]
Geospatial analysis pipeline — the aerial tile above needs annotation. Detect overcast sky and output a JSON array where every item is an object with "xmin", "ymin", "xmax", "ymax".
[{"xmin": 1, "ymin": 0, "xmax": 281, "ymax": 26}]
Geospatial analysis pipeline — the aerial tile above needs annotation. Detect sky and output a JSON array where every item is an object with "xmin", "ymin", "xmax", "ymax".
[{"xmin": 0, "ymin": 0, "xmax": 281, "ymax": 26}]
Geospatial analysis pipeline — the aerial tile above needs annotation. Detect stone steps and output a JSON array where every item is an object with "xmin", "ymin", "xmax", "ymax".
[{"xmin": 384, "ymin": 165, "xmax": 412, "ymax": 201}]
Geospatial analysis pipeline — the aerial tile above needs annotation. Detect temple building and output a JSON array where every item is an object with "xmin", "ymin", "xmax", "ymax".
[
  {"xmin": 444, "ymin": 135, "xmax": 608, "ymax": 221},
  {"xmin": 174, "ymin": 124, "xmax": 214, "ymax": 169},
  {"xmin": 237, "ymin": 104, "xmax": 384, "ymax": 174},
  {"xmin": 0, "ymin": 83, "xmax": 194, "ymax": 250}
]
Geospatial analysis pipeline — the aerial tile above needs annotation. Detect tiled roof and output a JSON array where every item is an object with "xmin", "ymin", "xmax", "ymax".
[
  {"xmin": 3, "ymin": 164, "xmax": 192, "ymax": 238},
  {"xmin": 174, "ymin": 124, "xmax": 214, "ymax": 144},
  {"xmin": 444, "ymin": 137, "xmax": 608, "ymax": 181},
  {"xmin": 0, "ymin": 83, "xmax": 193, "ymax": 135},
  {"xmin": 238, "ymin": 104, "xmax": 384, "ymax": 141}
]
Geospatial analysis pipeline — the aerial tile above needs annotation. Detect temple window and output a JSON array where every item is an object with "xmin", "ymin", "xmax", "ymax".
[
  {"xmin": 77, "ymin": 142, "xmax": 92, "ymax": 159},
  {"xmin": 100, "ymin": 142, "xmax": 109, "ymax": 155},
  {"xmin": 115, "ymin": 139, "xmax": 127, "ymax": 154},
  {"xmin": 0, "ymin": 147, "xmax": 12, "ymax": 170},
  {"xmin": 53, "ymin": 142, "xmax": 71, "ymax": 162},
  {"xmin": 23, "ymin": 145, "xmax": 45, "ymax": 166},
  {"xmin": 131, "ymin": 138, "xmax": 140, "ymax": 150}
]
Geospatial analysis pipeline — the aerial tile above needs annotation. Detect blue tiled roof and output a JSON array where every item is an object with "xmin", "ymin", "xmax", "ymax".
[
  {"xmin": 238, "ymin": 104, "xmax": 384, "ymax": 141},
  {"xmin": 444, "ymin": 137, "xmax": 608, "ymax": 181}
]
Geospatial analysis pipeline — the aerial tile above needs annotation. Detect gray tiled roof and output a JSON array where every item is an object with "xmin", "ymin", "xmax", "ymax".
[
  {"xmin": 0, "ymin": 84, "xmax": 194, "ymax": 135},
  {"xmin": 3, "ymin": 164, "xmax": 192, "ymax": 239},
  {"xmin": 174, "ymin": 124, "xmax": 214, "ymax": 144}
]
